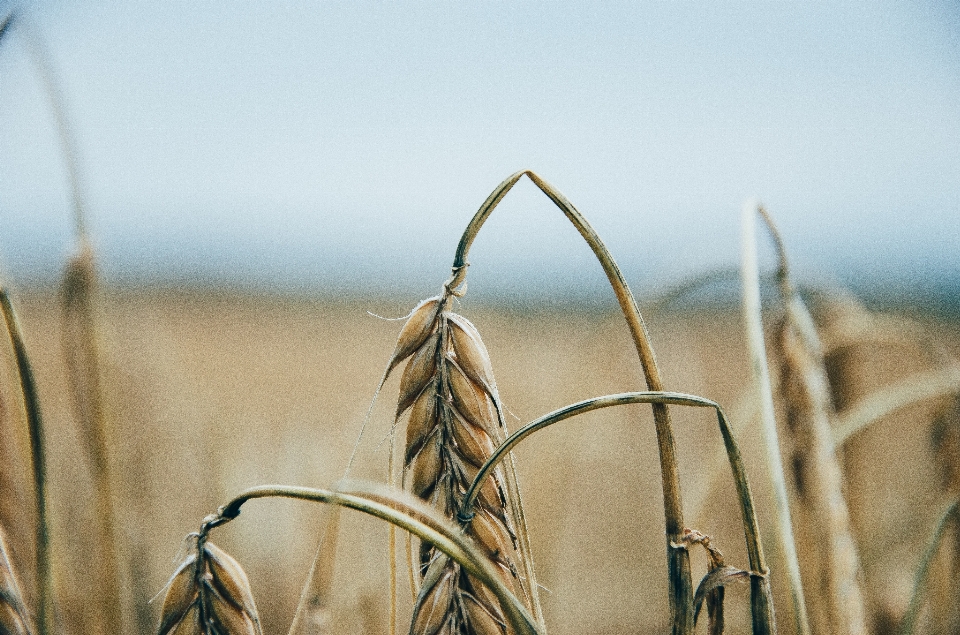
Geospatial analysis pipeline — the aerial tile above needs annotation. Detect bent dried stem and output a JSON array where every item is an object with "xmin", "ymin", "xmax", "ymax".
[
  {"xmin": 451, "ymin": 170, "xmax": 691, "ymax": 634},
  {"xmin": 0, "ymin": 527, "xmax": 34, "ymax": 635},
  {"xmin": 461, "ymin": 390, "xmax": 775, "ymax": 635},
  {"xmin": 200, "ymin": 483, "xmax": 541, "ymax": 635}
]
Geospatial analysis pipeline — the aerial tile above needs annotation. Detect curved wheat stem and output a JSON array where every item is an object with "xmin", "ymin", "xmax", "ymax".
[
  {"xmin": 450, "ymin": 169, "xmax": 691, "ymax": 634},
  {"xmin": 461, "ymin": 390, "xmax": 775, "ymax": 635},
  {"xmin": 0, "ymin": 285, "xmax": 53, "ymax": 635},
  {"xmin": 182, "ymin": 482, "xmax": 542, "ymax": 635}
]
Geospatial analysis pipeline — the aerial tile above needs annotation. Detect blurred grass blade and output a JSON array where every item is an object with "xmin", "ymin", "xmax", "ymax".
[
  {"xmin": 61, "ymin": 241, "xmax": 126, "ymax": 635},
  {"xmin": 452, "ymin": 169, "xmax": 691, "ymax": 634},
  {"xmin": 833, "ymin": 365, "xmax": 960, "ymax": 447},
  {"xmin": 287, "ymin": 506, "xmax": 341, "ymax": 635},
  {"xmin": 0, "ymin": 527, "xmax": 35, "ymax": 635},
  {"xmin": 899, "ymin": 497, "xmax": 960, "ymax": 635},
  {"xmin": 741, "ymin": 199, "xmax": 810, "ymax": 635},
  {"xmin": 0, "ymin": 285, "xmax": 53, "ymax": 635},
  {"xmin": 760, "ymin": 207, "xmax": 868, "ymax": 635}
]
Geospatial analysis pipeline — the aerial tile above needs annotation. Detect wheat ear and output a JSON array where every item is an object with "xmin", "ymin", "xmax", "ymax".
[
  {"xmin": 451, "ymin": 169, "xmax": 691, "ymax": 634},
  {"xmin": 158, "ymin": 531, "xmax": 263, "ymax": 635},
  {"xmin": 741, "ymin": 199, "xmax": 810, "ymax": 635},
  {"xmin": 384, "ymin": 292, "xmax": 531, "ymax": 635},
  {"xmin": 759, "ymin": 208, "xmax": 867, "ymax": 635},
  {"xmin": 60, "ymin": 241, "xmax": 126, "ymax": 635}
]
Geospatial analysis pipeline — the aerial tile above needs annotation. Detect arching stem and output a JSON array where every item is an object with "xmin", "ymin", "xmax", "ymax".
[
  {"xmin": 201, "ymin": 483, "xmax": 542, "ymax": 635},
  {"xmin": 450, "ymin": 170, "xmax": 692, "ymax": 633},
  {"xmin": 461, "ymin": 391, "xmax": 775, "ymax": 635}
]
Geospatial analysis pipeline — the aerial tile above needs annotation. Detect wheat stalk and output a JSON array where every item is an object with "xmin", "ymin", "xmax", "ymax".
[
  {"xmin": 449, "ymin": 170, "xmax": 692, "ymax": 633},
  {"xmin": 741, "ymin": 199, "xmax": 810, "ymax": 635},
  {"xmin": 60, "ymin": 241, "xmax": 126, "ymax": 635},
  {"xmin": 898, "ymin": 496, "xmax": 960, "ymax": 635},
  {"xmin": 0, "ymin": 284, "xmax": 53, "ymax": 635},
  {"xmin": 758, "ymin": 208, "xmax": 868, "ymax": 635},
  {"xmin": 460, "ymin": 390, "xmax": 776, "ymax": 635},
  {"xmin": 170, "ymin": 482, "xmax": 541, "ymax": 635}
]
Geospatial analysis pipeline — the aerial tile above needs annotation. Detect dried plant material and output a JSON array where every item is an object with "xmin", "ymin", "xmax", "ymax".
[
  {"xmin": 61, "ymin": 241, "xmax": 127, "ymax": 635},
  {"xmin": 776, "ymin": 303, "xmax": 868, "ymax": 635},
  {"xmin": 0, "ymin": 286, "xmax": 53, "ymax": 635},
  {"xmin": 679, "ymin": 529, "xmax": 736, "ymax": 635},
  {"xmin": 832, "ymin": 364, "xmax": 960, "ymax": 447},
  {"xmin": 758, "ymin": 206, "xmax": 868, "ymax": 635},
  {"xmin": 387, "ymin": 294, "xmax": 530, "ymax": 635},
  {"xmin": 158, "ymin": 538, "xmax": 262, "ymax": 635},
  {"xmin": 287, "ymin": 507, "xmax": 340, "ymax": 635},
  {"xmin": 450, "ymin": 170, "xmax": 696, "ymax": 633},
  {"xmin": 693, "ymin": 566, "xmax": 751, "ymax": 633},
  {"xmin": 0, "ymin": 528, "xmax": 33, "ymax": 635},
  {"xmin": 931, "ymin": 395, "xmax": 960, "ymax": 493},
  {"xmin": 899, "ymin": 497, "xmax": 960, "ymax": 635},
  {"xmin": 741, "ymin": 200, "xmax": 811, "ymax": 635}
]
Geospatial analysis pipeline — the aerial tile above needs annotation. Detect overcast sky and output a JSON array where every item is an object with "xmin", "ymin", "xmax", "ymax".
[{"xmin": 0, "ymin": 1, "xmax": 958, "ymax": 303}]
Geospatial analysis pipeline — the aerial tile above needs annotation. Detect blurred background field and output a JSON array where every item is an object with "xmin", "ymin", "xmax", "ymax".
[
  {"xmin": 2, "ymin": 285, "xmax": 958, "ymax": 634},
  {"xmin": 1, "ymin": 2, "xmax": 959, "ymax": 633}
]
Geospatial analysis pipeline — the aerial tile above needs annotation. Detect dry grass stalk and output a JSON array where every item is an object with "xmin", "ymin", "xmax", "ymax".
[
  {"xmin": 61, "ymin": 240, "xmax": 126, "ymax": 635},
  {"xmin": 286, "ymin": 507, "xmax": 340, "ymax": 635},
  {"xmin": 452, "ymin": 170, "xmax": 692, "ymax": 633},
  {"xmin": 813, "ymin": 290, "xmax": 960, "ymax": 631},
  {"xmin": 158, "ymin": 535, "xmax": 263, "ymax": 635},
  {"xmin": 0, "ymin": 527, "xmax": 34, "ymax": 635},
  {"xmin": 386, "ymin": 294, "xmax": 531, "ymax": 635},
  {"xmin": 930, "ymin": 397, "xmax": 960, "ymax": 633},
  {"xmin": 180, "ymin": 483, "xmax": 540, "ymax": 635},
  {"xmin": 461, "ymin": 390, "xmax": 776, "ymax": 635},
  {"xmin": 0, "ymin": 284, "xmax": 53, "ymax": 635},
  {"xmin": 679, "ymin": 529, "xmax": 753, "ymax": 635},
  {"xmin": 898, "ymin": 496, "xmax": 960, "ymax": 635},
  {"xmin": 741, "ymin": 200, "xmax": 810, "ymax": 635},
  {"xmin": 758, "ymin": 208, "xmax": 868, "ymax": 635}
]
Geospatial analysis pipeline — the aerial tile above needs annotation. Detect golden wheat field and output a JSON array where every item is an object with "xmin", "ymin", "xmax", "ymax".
[{"xmin": 1, "ymin": 282, "xmax": 958, "ymax": 635}]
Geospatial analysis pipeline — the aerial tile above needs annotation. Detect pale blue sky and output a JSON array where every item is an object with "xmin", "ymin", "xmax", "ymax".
[{"xmin": 1, "ymin": 1, "xmax": 958, "ymax": 303}]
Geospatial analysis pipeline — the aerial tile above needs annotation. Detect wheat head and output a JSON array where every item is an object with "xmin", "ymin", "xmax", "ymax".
[
  {"xmin": 386, "ymin": 294, "xmax": 529, "ymax": 635},
  {"xmin": 158, "ymin": 537, "xmax": 262, "ymax": 635}
]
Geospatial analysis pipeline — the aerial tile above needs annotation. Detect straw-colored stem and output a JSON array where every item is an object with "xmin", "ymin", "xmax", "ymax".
[
  {"xmin": 461, "ymin": 390, "xmax": 775, "ymax": 635},
  {"xmin": 759, "ymin": 206, "xmax": 867, "ymax": 635},
  {"xmin": 0, "ymin": 288, "xmax": 53, "ymax": 635},
  {"xmin": 899, "ymin": 497, "xmax": 960, "ymax": 635},
  {"xmin": 741, "ymin": 200, "xmax": 810, "ymax": 635},
  {"xmin": 832, "ymin": 365, "xmax": 960, "ymax": 447},
  {"xmin": 452, "ymin": 169, "xmax": 692, "ymax": 634},
  {"xmin": 61, "ymin": 244, "xmax": 124, "ymax": 635},
  {"xmin": 206, "ymin": 483, "xmax": 541, "ymax": 635}
]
